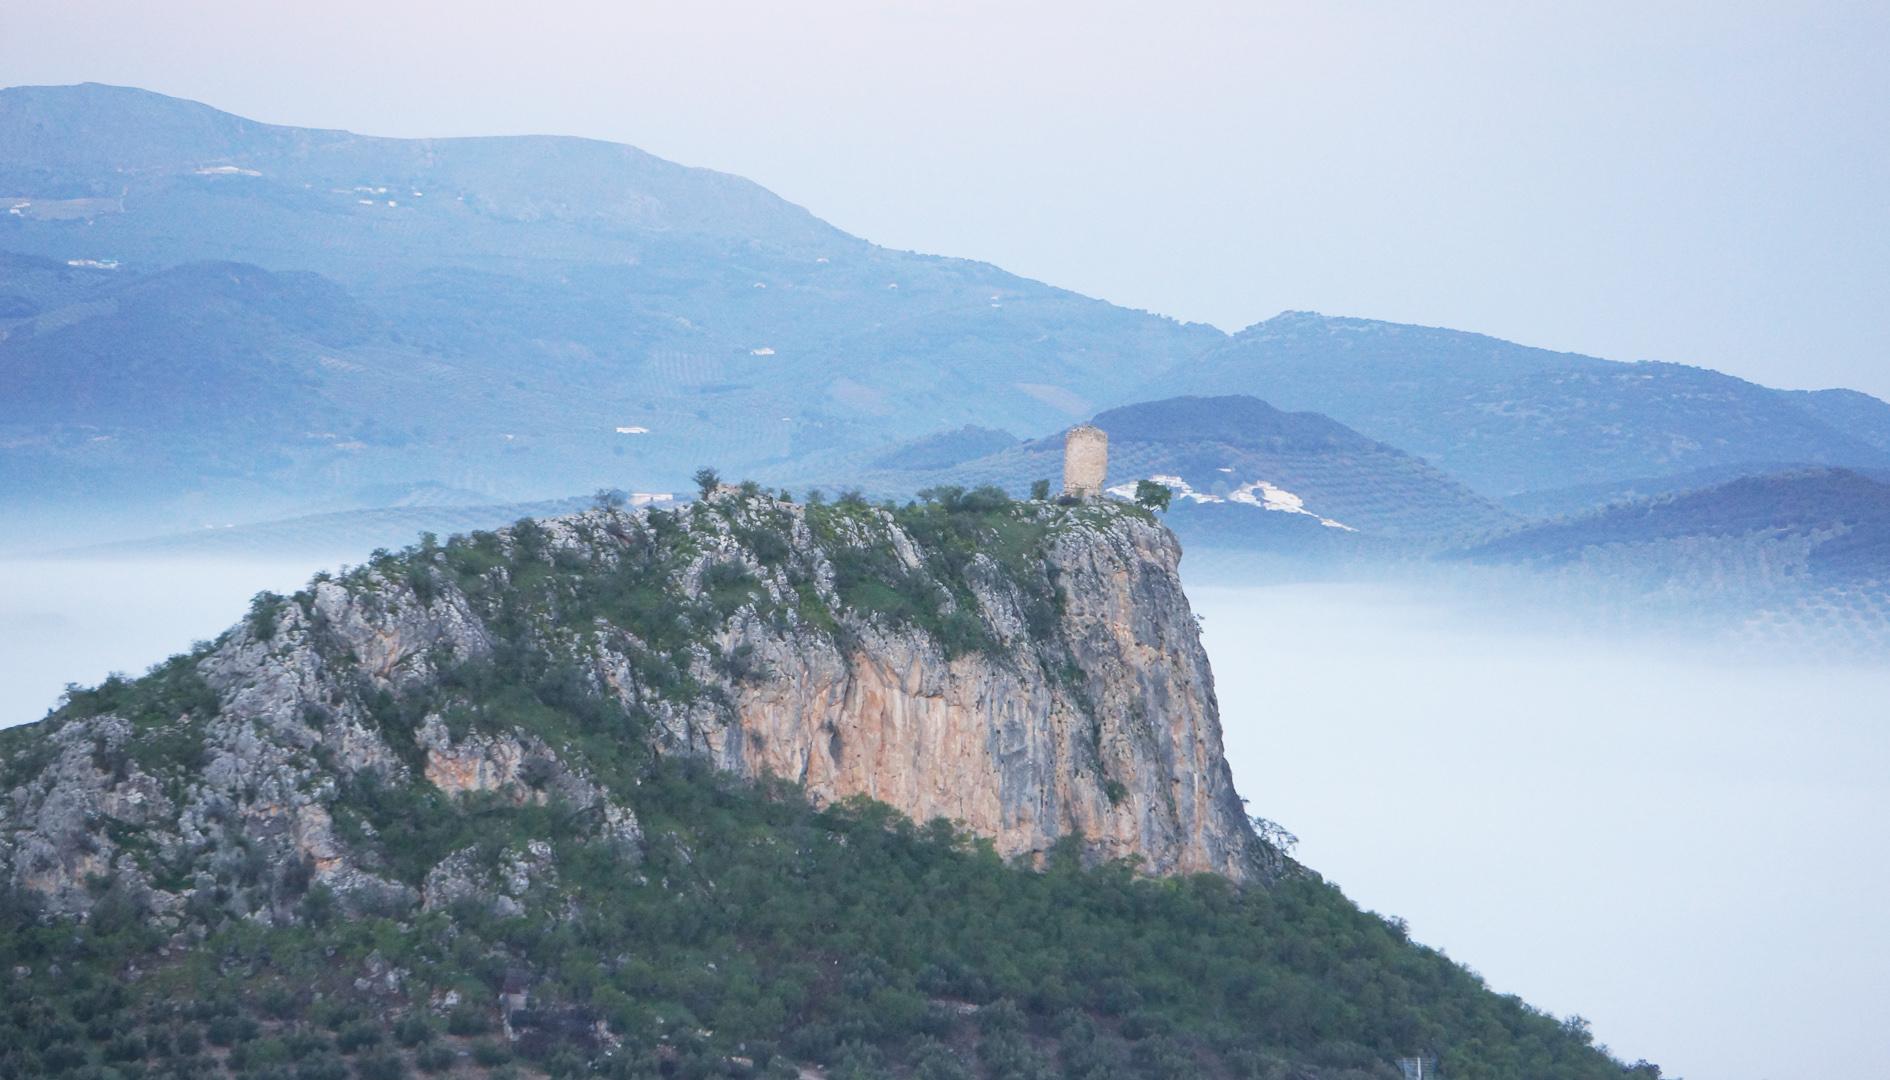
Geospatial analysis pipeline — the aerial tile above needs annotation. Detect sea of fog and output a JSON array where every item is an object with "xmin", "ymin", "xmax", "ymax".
[
  {"xmin": 1, "ymin": 559, "xmax": 1885, "ymax": 1080},
  {"xmin": 1193, "ymin": 583, "xmax": 1890, "ymax": 1080},
  {"xmin": 0, "ymin": 558, "xmax": 336, "ymax": 728}
]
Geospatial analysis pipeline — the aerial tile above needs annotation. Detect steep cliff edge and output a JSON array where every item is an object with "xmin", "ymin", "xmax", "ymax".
[
  {"xmin": 0, "ymin": 487, "xmax": 1652, "ymax": 1080},
  {"xmin": 0, "ymin": 487, "xmax": 1266, "ymax": 921}
]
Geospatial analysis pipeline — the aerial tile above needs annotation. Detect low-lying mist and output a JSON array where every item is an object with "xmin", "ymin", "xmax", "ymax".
[
  {"xmin": 0, "ymin": 557, "xmax": 336, "ymax": 728},
  {"xmin": 1193, "ymin": 581, "xmax": 1890, "ymax": 1080},
  {"xmin": 1, "ymin": 557, "xmax": 1883, "ymax": 1080}
]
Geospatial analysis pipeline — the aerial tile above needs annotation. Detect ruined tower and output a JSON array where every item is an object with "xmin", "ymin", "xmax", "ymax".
[{"xmin": 1062, "ymin": 424, "xmax": 1108, "ymax": 498}]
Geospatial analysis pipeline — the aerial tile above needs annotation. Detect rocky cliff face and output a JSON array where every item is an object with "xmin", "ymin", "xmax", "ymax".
[
  {"xmin": 0, "ymin": 488, "xmax": 1268, "ymax": 923},
  {"xmin": 699, "ymin": 498, "xmax": 1256, "ymax": 880}
]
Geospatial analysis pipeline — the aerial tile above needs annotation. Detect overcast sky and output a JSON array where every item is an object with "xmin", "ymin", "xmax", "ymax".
[{"xmin": 5, "ymin": 1, "xmax": 1888, "ymax": 397}]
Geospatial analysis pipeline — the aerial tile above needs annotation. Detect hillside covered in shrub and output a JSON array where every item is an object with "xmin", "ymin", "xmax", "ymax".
[{"xmin": 0, "ymin": 485, "xmax": 1661, "ymax": 1079}]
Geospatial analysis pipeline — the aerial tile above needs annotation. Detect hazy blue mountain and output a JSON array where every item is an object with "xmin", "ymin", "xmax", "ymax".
[
  {"xmin": 1160, "ymin": 312, "xmax": 1890, "ymax": 497},
  {"xmin": 57, "ymin": 496, "xmax": 600, "ymax": 561},
  {"xmin": 0, "ymin": 253, "xmax": 538, "ymax": 544},
  {"xmin": 868, "ymin": 424, "xmax": 1020, "ymax": 470},
  {"xmin": 0, "ymin": 83, "xmax": 1218, "ymax": 544},
  {"xmin": 1465, "ymin": 468, "xmax": 1890, "ymax": 577},
  {"xmin": 1457, "ymin": 469, "xmax": 1890, "ymax": 652},
  {"xmin": 60, "ymin": 396, "xmax": 1504, "ymax": 565},
  {"xmin": 1780, "ymin": 387, "xmax": 1890, "ymax": 454},
  {"xmin": 832, "ymin": 395, "xmax": 1512, "ymax": 545},
  {"xmin": 11, "ymin": 82, "xmax": 1890, "ymax": 568},
  {"xmin": 1500, "ymin": 460, "xmax": 1890, "ymax": 519}
]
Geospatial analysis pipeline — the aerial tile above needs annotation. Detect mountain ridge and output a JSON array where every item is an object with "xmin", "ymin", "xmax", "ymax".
[
  {"xmin": 8, "ymin": 83, "xmax": 1890, "ymax": 560},
  {"xmin": 1163, "ymin": 311, "xmax": 1890, "ymax": 497},
  {"xmin": 0, "ymin": 82, "xmax": 845, "ymax": 250},
  {"xmin": 1453, "ymin": 467, "xmax": 1890, "ymax": 653},
  {"xmin": 0, "ymin": 83, "xmax": 1226, "ymax": 546}
]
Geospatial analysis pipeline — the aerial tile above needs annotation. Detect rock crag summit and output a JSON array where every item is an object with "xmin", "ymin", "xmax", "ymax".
[{"xmin": 1, "ymin": 487, "xmax": 1268, "ymax": 921}]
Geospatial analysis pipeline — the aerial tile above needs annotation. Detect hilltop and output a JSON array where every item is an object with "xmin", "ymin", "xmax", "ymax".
[
  {"xmin": 833, "ymin": 395, "xmax": 1511, "ymax": 548},
  {"xmin": 0, "ymin": 487, "xmax": 1654, "ymax": 1079}
]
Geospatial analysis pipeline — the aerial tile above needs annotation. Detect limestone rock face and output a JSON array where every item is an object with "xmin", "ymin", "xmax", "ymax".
[
  {"xmin": 571, "ymin": 492, "xmax": 1265, "ymax": 880},
  {"xmin": 0, "ymin": 490, "xmax": 1269, "ymax": 922},
  {"xmin": 704, "ymin": 510, "xmax": 1255, "ymax": 878}
]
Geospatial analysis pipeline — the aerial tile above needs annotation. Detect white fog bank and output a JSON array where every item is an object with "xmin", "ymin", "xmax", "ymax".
[
  {"xmin": 0, "ymin": 558, "xmax": 335, "ymax": 727},
  {"xmin": 1195, "ymin": 582, "xmax": 1890, "ymax": 1080}
]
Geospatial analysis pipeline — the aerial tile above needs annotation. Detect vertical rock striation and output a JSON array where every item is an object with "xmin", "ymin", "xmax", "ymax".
[
  {"xmin": 706, "ymin": 505, "xmax": 1257, "ymax": 878},
  {"xmin": 0, "ymin": 489, "xmax": 1270, "ymax": 921}
]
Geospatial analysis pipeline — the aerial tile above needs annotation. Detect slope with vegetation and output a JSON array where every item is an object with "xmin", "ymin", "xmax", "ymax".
[{"xmin": 0, "ymin": 485, "xmax": 1657, "ymax": 1079}]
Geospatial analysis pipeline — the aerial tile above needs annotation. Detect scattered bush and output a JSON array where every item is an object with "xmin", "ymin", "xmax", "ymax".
[
  {"xmin": 335, "ymin": 1020, "xmax": 382, "ymax": 1053},
  {"xmin": 413, "ymin": 1043, "xmax": 457, "ymax": 1073},
  {"xmin": 1133, "ymin": 479, "xmax": 1172, "ymax": 512},
  {"xmin": 352, "ymin": 1050, "xmax": 409, "ymax": 1080},
  {"xmin": 446, "ymin": 1007, "xmax": 490, "ymax": 1037},
  {"xmin": 393, "ymin": 1014, "xmax": 437, "ymax": 1048},
  {"xmin": 470, "ymin": 1039, "xmax": 511, "ymax": 1066}
]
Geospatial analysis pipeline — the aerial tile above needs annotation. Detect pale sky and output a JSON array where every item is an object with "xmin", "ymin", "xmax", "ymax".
[{"xmin": 4, "ymin": 0, "xmax": 1888, "ymax": 397}]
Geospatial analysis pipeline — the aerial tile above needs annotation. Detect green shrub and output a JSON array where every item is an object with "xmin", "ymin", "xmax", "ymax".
[
  {"xmin": 335, "ymin": 1021, "xmax": 382, "ymax": 1053},
  {"xmin": 259, "ymin": 985, "xmax": 302, "ymax": 1020},
  {"xmin": 233, "ymin": 1037, "xmax": 290, "ymax": 1068},
  {"xmin": 701, "ymin": 560, "xmax": 763, "ymax": 616},
  {"xmin": 392, "ymin": 1014, "xmax": 436, "ymax": 1048},
  {"xmin": 470, "ymin": 1039, "xmax": 511, "ymax": 1066},
  {"xmin": 248, "ymin": 591, "xmax": 288, "ymax": 642},
  {"xmin": 294, "ymin": 1055, "xmax": 350, "ymax": 1080},
  {"xmin": 445, "ymin": 1006, "xmax": 489, "ymax": 1037},
  {"xmin": 174, "ymin": 1028, "xmax": 203, "ymax": 1056},
  {"xmin": 352, "ymin": 1051, "xmax": 408, "ymax": 1080},
  {"xmin": 206, "ymin": 1014, "xmax": 259, "ymax": 1047},
  {"xmin": 40, "ymin": 1043, "xmax": 87, "ymax": 1072},
  {"xmin": 413, "ymin": 1044, "xmax": 457, "ymax": 1073},
  {"xmin": 282, "ymin": 1031, "xmax": 332, "ymax": 1060},
  {"xmin": 103, "ymin": 1033, "xmax": 146, "ymax": 1062}
]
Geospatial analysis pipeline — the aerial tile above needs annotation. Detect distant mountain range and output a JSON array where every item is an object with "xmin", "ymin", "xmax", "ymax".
[
  {"xmin": 0, "ymin": 83, "xmax": 1214, "ymax": 541},
  {"xmin": 1498, "ymin": 460, "xmax": 1890, "ymax": 520},
  {"xmin": 1465, "ymin": 467, "xmax": 1890, "ymax": 581},
  {"xmin": 1458, "ymin": 468, "xmax": 1890, "ymax": 652},
  {"xmin": 1161, "ymin": 312, "xmax": 1890, "ymax": 496},
  {"xmin": 6, "ymin": 82, "xmax": 1890, "ymax": 582},
  {"xmin": 63, "ymin": 496, "xmax": 603, "ymax": 561}
]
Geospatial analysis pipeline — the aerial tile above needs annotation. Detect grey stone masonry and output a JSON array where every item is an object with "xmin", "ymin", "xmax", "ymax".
[{"xmin": 1062, "ymin": 424, "xmax": 1108, "ymax": 497}]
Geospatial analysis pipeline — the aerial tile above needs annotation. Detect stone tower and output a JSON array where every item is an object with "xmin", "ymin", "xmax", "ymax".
[{"xmin": 1062, "ymin": 424, "xmax": 1108, "ymax": 498}]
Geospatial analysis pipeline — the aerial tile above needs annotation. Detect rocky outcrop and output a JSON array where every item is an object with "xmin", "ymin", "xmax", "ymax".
[
  {"xmin": 567, "ymin": 492, "xmax": 1265, "ymax": 879},
  {"xmin": 422, "ymin": 839, "xmax": 559, "ymax": 918},
  {"xmin": 697, "ymin": 511, "xmax": 1254, "ymax": 878},
  {"xmin": 3, "ymin": 717, "xmax": 165, "ymax": 915},
  {"xmin": 0, "ymin": 489, "xmax": 1269, "ymax": 922}
]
